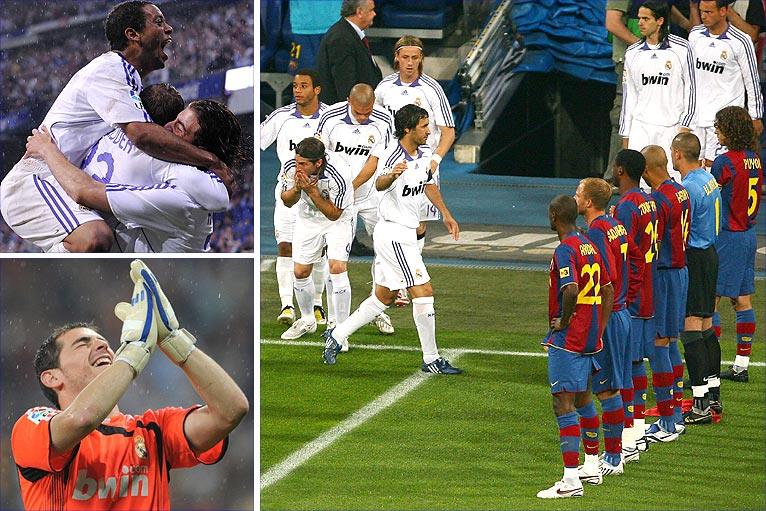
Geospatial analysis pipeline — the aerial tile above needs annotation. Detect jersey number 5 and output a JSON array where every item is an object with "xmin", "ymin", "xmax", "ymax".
[
  {"xmin": 748, "ymin": 177, "xmax": 760, "ymax": 217},
  {"xmin": 577, "ymin": 263, "xmax": 602, "ymax": 305}
]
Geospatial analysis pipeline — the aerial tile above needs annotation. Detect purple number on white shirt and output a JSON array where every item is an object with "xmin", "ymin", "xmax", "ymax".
[{"xmin": 91, "ymin": 152, "xmax": 115, "ymax": 183}]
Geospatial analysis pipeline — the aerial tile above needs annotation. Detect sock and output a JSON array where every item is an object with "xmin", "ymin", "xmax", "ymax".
[
  {"xmin": 669, "ymin": 340, "xmax": 684, "ymax": 424},
  {"xmin": 557, "ymin": 412, "xmax": 580, "ymax": 470},
  {"xmin": 325, "ymin": 275, "xmax": 335, "ymax": 323},
  {"xmin": 600, "ymin": 394, "xmax": 624, "ymax": 465},
  {"xmin": 330, "ymin": 272, "xmax": 351, "ymax": 324},
  {"xmin": 48, "ymin": 242, "xmax": 71, "ymax": 253},
  {"xmin": 735, "ymin": 309, "xmax": 756, "ymax": 368},
  {"xmin": 650, "ymin": 344, "xmax": 674, "ymax": 430},
  {"xmin": 417, "ymin": 230, "xmax": 425, "ymax": 253},
  {"xmin": 276, "ymin": 257, "xmax": 294, "ymax": 308},
  {"xmin": 412, "ymin": 296, "xmax": 439, "ymax": 363},
  {"xmin": 712, "ymin": 310, "xmax": 721, "ymax": 339},
  {"xmin": 334, "ymin": 295, "xmax": 387, "ymax": 342},
  {"xmin": 620, "ymin": 387, "xmax": 634, "ymax": 430},
  {"xmin": 632, "ymin": 361, "xmax": 647, "ymax": 425},
  {"xmin": 703, "ymin": 327, "xmax": 721, "ymax": 383},
  {"xmin": 681, "ymin": 331, "xmax": 707, "ymax": 387},
  {"xmin": 293, "ymin": 276, "xmax": 315, "ymax": 321},
  {"xmin": 312, "ymin": 256, "xmax": 328, "ymax": 307},
  {"xmin": 576, "ymin": 401, "xmax": 600, "ymax": 456}
]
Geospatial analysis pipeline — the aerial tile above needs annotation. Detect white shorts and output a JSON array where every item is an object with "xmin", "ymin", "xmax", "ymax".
[
  {"xmin": 0, "ymin": 158, "xmax": 104, "ymax": 252},
  {"xmin": 627, "ymin": 120, "xmax": 682, "ymax": 188},
  {"xmin": 292, "ymin": 211, "xmax": 354, "ymax": 265},
  {"xmin": 353, "ymin": 195, "xmax": 380, "ymax": 238},
  {"xmin": 695, "ymin": 125, "xmax": 726, "ymax": 164},
  {"xmin": 274, "ymin": 182, "xmax": 297, "ymax": 244},
  {"xmin": 418, "ymin": 167, "xmax": 441, "ymax": 222},
  {"xmin": 372, "ymin": 220, "xmax": 431, "ymax": 290}
]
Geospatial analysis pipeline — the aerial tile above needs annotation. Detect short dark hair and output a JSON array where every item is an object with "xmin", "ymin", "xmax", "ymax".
[
  {"xmin": 105, "ymin": 1, "xmax": 152, "ymax": 51},
  {"xmin": 671, "ymin": 132, "xmax": 702, "ymax": 161},
  {"xmin": 294, "ymin": 68, "xmax": 320, "ymax": 89},
  {"xmin": 295, "ymin": 137, "xmax": 326, "ymax": 165},
  {"xmin": 549, "ymin": 195, "xmax": 578, "ymax": 225},
  {"xmin": 615, "ymin": 149, "xmax": 646, "ymax": 182},
  {"xmin": 140, "ymin": 83, "xmax": 184, "ymax": 126},
  {"xmin": 188, "ymin": 100, "xmax": 246, "ymax": 170},
  {"xmin": 341, "ymin": 0, "xmax": 367, "ymax": 18},
  {"xmin": 35, "ymin": 322, "xmax": 95, "ymax": 409},
  {"xmin": 394, "ymin": 104, "xmax": 428, "ymax": 139}
]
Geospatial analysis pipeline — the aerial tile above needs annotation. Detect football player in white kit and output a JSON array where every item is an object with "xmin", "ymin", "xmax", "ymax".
[
  {"xmin": 23, "ymin": 96, "xmax": 244, "ymax": 252},
  {"xmin": 261, "ymin": 69, "xmax": 330, "ymax": 326},
  {"xmin": 316, "ymin": 82, "xmax": 396, "ymax": 336},
  {"xmin": 279, "ymin": 138, "xmax": 355, "ymax": 341},
  {"xmin": 374, "ymin": 35, "xmax": 455, "ymax": 305},
  {"xmin": 323, "ymin": 104, "xmax": 462, "ymax": 374},
  {"xmin": 0, "ymin": 1, "xmax": 233, "ymax": 252},
  {"xmin": 689, "ymin": 0, "xmax": 763, "ymax": 167},
  {"xmin": 621, "ymin": 1, "xmax": 696, "ymax": 186}
]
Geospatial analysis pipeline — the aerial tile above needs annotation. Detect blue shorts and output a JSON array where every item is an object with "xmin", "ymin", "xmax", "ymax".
[
  {"xmin": 715, "ymin": 229, "xmax": 756, "ymax": 297},
  {"xmin": 547, "ymin": 347, "xmax": 599, "ymax": 394},
  {"xmin": 630, "ymin": 316, "xmax": 655, "ymax": 362},
  {"xmin": 593, "ymin": 308, "xmax": 631, "ymax": 393},
  {"xmin": 654, "ymin": 267, "xmax": 688, "ymax": 339}
]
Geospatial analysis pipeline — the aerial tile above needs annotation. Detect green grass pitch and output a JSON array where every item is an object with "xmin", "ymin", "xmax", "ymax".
[{"xmin": 260, "ymin": 261, "xmax": 765, "ymax": 510}]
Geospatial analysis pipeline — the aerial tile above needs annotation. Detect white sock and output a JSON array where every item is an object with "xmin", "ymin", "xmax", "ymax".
[
  {"xmin": 334, "ymin": 295, "xmax": 387, "ymax": 342},
  {"xmin": 293, "ymin": 276, "xmax": 316, "ymax": 321},
  {"xmin": 633, "ymin": 418, "xmax": 645, "ymax": 443},
  {"xmin": 734, "ymin": 355, "xmax": 750, "ymax": 370},
  {"xmin": 691, "ymin": 385, "xmax": 707, "ymax": 398},
  {"xmin": 312, "ymin": 256, "xmax": 327, "ymax": 307},
  {"xmin": 417, "ymin": 236, "xmax": 425, "ymax": 253},
  {"xmin": 276, "ymin": 257, "xmax": 294, "ymax": 308},
  {"xmin": 330, "ymin": 272, "xmax": 351, "ymax": 324},
  {"xmin": 413, "ymin": 296, "xmax": 439, "ymax": 363},
  {"xmin": 707, "ymin": 376, "xmax": 720, "ymax": 391},
  {"xmin": 563, "ymin": 467, "xmax": 579, "ymax": 485},
  {"xmin": 325, "ymin": 275, "xmax": 335, "ymax": 323},
  {"xmin": 622, "ymin": 426, "xmax": 636, "ymax": 449},
  {"xmin": 48, "ymin": 242, "xmax": 71, "ymax": 253},
  {"xmin": 583, "ymin": 453, "xmax": 598, "ymax": 470}
]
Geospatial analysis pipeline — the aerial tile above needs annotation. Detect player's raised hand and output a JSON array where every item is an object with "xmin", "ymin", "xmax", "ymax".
[
  {"xmin": 391, "ymin": 161, "xmax": 408, "ymax": 177},
  {"xmin": 113, "ymin": 270, "xmax": 158, "ymax": 378}
]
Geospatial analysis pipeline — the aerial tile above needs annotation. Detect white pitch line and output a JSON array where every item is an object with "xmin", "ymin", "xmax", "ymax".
[
  {"xmin": 260, "ymin": 338, "xmax": 765, "ymax": 367},
  {"xmin": 260, "ymin": 349, "xmax": 464, "ymax": 490}
]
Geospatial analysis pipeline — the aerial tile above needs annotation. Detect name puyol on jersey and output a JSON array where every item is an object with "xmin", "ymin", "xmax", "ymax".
[{"xmin": 24, "ymin": 406, "xmax": 58, "ymax": 424}]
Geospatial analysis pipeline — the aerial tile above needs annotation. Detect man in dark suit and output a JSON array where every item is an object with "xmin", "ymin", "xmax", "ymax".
[{"xmin": 317, "ymin": 0, "xmax": 383, "ymax": 106}]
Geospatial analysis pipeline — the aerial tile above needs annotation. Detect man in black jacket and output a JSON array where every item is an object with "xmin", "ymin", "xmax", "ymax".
[{"xmin": 316, "ymin": 0, "xmax": 382, "ymax": 106}]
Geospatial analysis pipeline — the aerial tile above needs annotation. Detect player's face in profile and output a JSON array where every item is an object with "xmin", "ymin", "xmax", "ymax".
[
  {"xmin": 610, "ymin": 166, "xmax": 621, "ymax": 187},
  {"xmin": 139, "ymin": 4, "xmax": 173, "ymax": 71},
  {"xmin": 714, "ymin": 124, "xmax": 728, "ymax": 147},
  {"xmin": 53, "ymin": 328, "xmax": 115, "ymax": 391},
  {"xmin": 573, "ymin": 184, "xmax": 587, "ymax": 214},
  {"xmin": 293, "ymin": 75, "xmax": 318, "ymax": 106},
  {"xmin": 295, "ymin": 154, "xmax": 322, "ymax": 177},
  {"xmin": 165, "ymin": 107, "xmax": 201, "ymax": 143},
  {"xmin": 699, "ymin": 1, "xmax": 725, "ymax": 28},
  {"xmin": 637, "ymin": 8, "xmax": 661, "ymax": 38},
  {"xmin": 412, "ymin": 117, "xmax": 430, "ymax": 145},
  {"xmin": 357, "ymin": 0, "xmax": 376, "ymax": 29},
  {"xmin": 396, "ymin": 47, "xmax": 422, "ymax": 82},
  {"xmin": 548, "ymin": 208, "xmax": 556, "ymax": 231},
  {"xmin": 349, "ymin": 99, "xmax": 374, "ymax": 123}
]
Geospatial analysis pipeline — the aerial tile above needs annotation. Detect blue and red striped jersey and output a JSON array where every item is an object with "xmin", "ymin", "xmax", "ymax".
[
  {"xmin": 546, "ymin": 231, "xmax": 610, "ymax": 354},
  {"xmin": 652, "ymin": 179, "xmax": 691, "ymax": 269},
  {"xmin": 587, "ymin": 215, "xmax": 641, "ymax": 312},
  {"xmin": 614, "ymin": 188, "xmax": 658, "ymax": 318},
  {"xmin": 711, "ymin": 150, "xmax": 764, "ymax": 231}
]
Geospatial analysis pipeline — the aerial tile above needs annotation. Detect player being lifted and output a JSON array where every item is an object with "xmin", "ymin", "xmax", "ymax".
[
  {"xmin": 316, "ymin": 82, "xmax": 395, "ymax": 335},
  {"xmin": 537, "ymin": 195, "xmax": 613, "ymax": 499},
  {"xmin": 261, "ymin": 69, "xmax": 330, "ymax": 326},
  {"xmin": 322, "ymin": 104, "xmax": 461, "ymax": 373},
  {"xmin": 11, "ymin": 260, "xmax": 248, "ymax": 510},
  {"xmin": 374, "ymin": 35, "xmax": 456, "ymax": 305},
  {"xmin": 710, "ymin": 106, "xmax": 763, "ymax": 384},
  {"xmin": 279, "ymin": 138, "xmax": 354, "ymax": 341}
]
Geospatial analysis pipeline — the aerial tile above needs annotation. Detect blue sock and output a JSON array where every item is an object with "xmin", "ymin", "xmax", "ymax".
[
  {"xmin": 556, "ymin": 411, "xmax": 580, "ymax": 468},
  {"xmin": 599, "ymin": 395, "xmax": 624, "ymax": 466},
  {"xmin": 576, "ymin": 401, "xmax": 599, "ymax": 456}
]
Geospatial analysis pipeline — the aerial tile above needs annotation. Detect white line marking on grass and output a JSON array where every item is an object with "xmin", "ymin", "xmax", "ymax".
[
  {"xmin": 260, "ymin": 349, "xmax": 464, "ymax": 490},
  {"xmin": 260, "ymin": 338, "xmax": 765, "ymax": 367}
]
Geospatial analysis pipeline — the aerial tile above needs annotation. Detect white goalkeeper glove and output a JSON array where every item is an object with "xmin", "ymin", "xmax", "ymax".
[
  {"xmin": 131, "ymin": 259, "xmax": 197, "ymax": 365},
  {"xmin": 113, "ymin": 263, "xmax": 158, "ymax": 377}
]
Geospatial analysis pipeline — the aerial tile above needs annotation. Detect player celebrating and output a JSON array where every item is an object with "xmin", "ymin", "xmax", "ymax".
[
  {"xmin": 316, "ymin": 82, "xmax": 396, "ymax": 335},
  {"xmin": 261, "ymin": 69, "xmax": 330, "ymax": 326},
  {"xmin": 537, "ymin": 195, "xmax": 613, "ymax": 499},
  {"xmin": 611, "ymin": 148, "xmax": 657, "ymax": 462},
  {"xmin": 574, "ymin": 178, "xmax": 639, "ymax": 481},
  {"xmin": 322, "ymin": 104, "xmax": 461, "ymax": 373},
  {"xmin": 710, "ymin": 106, "xmax": 763, "ymax": 383},
  {"xmin": 620, "ymin": 1, "xmax": 696, "ymax": 185},
  {"xmin": 0, "ymin": 1, "xmax": 233, "ymax": 253},
  {"xmin": 374, "ymin": 35, "xmax": 455, "ymax": 305},
  {"xmin": 641, "ymin": 145, "xmax": 691, "ymax": 440},
  {"xmin": 11, "ymin": 260, "xmax": 248, "ymax": 510},
  {"xmin": 279, "ymin": 138, "xmax": 354, "ymax": 341},
  {"xmin": 689, "ymin": 0, "xmax": 763, "ymax": 167}
]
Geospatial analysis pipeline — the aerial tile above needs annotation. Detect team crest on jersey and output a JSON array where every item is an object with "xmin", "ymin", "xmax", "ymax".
[
  {"xmin": 559, "ymin": 267, "xmax": 570, "ymax": 278},
  {"xmin": 415, "ymin": 268, "xmax": 423, "ymax": 279},
  {"xmin": 368, "ymin": 135, "xmax": 375, "ymax": 144},
  {"xmin": 25, "ymin": 407, "xmax": 56, "ymax": 425},
  {"xmin": 134, "ymin": 435, "xmax": 148, "ymax": 459},
  {"xmin": 414, "ymin": 97, "xmax": 422, "ymax": 107},
  {"xmin": 720, "ymin": 50, "xmax": 728, "ymax": 60},
  {"xmin": 665, "ymin": 60, "xmax": 672, "ymax": 70},
  {"xmin": 320, "ymin": 189, "xmax": 330, "ymax": 201}
]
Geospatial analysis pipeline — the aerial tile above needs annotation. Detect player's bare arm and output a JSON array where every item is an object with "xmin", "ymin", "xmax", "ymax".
[
  {"xmin": 352, "ymin": 155, "xmax": 379, "ymax": 189},
  {"xmin": 552, "ymin": 283, "xmax": 578, "ymax": 331},
  {"xmin": 726, "ymin": 7, "xmax": 759, "ymax": 43},
  {"xmin": 605, "ymin": 9, "xmax": 640, "ymax": 45},
  {"xmin": 424, "ymin": 183, "xmax": 460, "ymax": 240},
  {"xmin": 599, "ymin": 282, "xmax": 615, "ymax": 339},
  {"xmin": 431, "ymin": 126, "xmax": 455, "ymax": 172}
]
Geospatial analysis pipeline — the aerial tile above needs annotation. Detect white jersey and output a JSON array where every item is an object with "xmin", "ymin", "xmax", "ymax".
[
  {"xmin": 316, "ymin": 101, "xmax": 393, "ymax": 203},
  {"xmin": 260, "ymin": 102, "xmax": 329, "ymax": 167},
  {"xmin": 689, "ymin": 24, "xmax": 763, "ymax": 126},
  {"xmin": 279, "ymin": 151, "xmax": 353, "ymax": 227},
  {"xmin": 374, "ymin": 72, "xmax": 454, "ymax": 151},
  {"xmin": 621, "ymin": 35, "xmax": 697, "ymax": 136},
  {"xmin": 375, "ymin": 141, "xmax": 434, "ymax": 229},
  {"xmin": 42, "ymin": 51, "xmax": 152, "ymax": 166},
  {"xmin": 82, "ymin": 128, "xmax": 161, "ymax": 186}
]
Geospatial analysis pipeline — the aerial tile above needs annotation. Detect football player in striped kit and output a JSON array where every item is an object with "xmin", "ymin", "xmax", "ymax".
[
  {"xmin": 261, "ymin": 69, "xmax": 331, "ymax": 326},
  {"xmin": 689, "ymin": 0, "xmax": 763, "ymax": 167},
  {"xmin": 316, "ymin": 83, "xmax": 396, "ymax": 335}
]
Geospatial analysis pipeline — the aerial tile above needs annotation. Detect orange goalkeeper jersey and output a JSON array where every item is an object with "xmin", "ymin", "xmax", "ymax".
[{"xmin": 12, "ymin": 405, "xmax": 227, "ymax": 510}]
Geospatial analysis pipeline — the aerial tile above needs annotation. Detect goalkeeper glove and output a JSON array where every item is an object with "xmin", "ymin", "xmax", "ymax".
[
  {"xmin": 131, "ymin": 259, "xmax": 197, "ymax": 365},
  {"xmin": 114, "ymin": 267, "xmax": 158, "ymax": 377}
]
